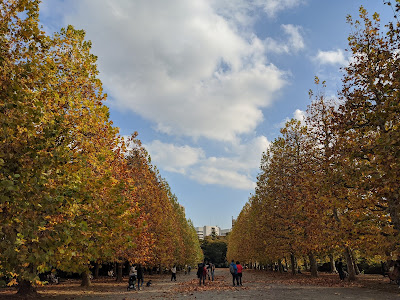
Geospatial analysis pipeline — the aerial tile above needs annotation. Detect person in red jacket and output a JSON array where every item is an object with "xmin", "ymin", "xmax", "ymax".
[{"xmin": 236, "ymin": 261, "xmax": 243, "ymax": 286}]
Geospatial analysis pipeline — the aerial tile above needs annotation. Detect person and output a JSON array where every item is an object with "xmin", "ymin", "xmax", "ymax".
[
  {"xmin": 171, "ymin": 265, "xmax": 177, "ymax": 281},
  {"xmin": 197, "ymin": 263, "xmax": 205, "ymax": 286},
  {"xmin": 229, "ymin": 260, "xmax": 238, "ymax": 286},
  {"xmin": 336, "ymin": 258, "xmax": 345, "ymax": 280},
  {"xmin": 204, "ymin": 262, "xmax": 210, "ymax": 280},
  {"xmin": 208, "ymin": 262, "xmax": 215, "ymax": 281},
  {"xmin": 137, "ymin": 264, "xmax": 144, "ymax": 290},
  {"xmin": 128, "ymin": 265, "xmax": 137, "ymax": 290},
  {"xmin": 130, "ymin": 265, "xmax": 137, "ymax": 277},
  {"xmin": 203, "ymin": 263, "xmax": 208, "ymax": 282},
  {"xmin": 188, "ymin": 265, "xmax": 191, "ymax": 274},
  {"xmin": 236, "ymin": 261, "xmax": 243, "ymax": 286}
]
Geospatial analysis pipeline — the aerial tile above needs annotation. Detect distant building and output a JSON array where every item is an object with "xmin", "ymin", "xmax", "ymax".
[
  {"xmin": 196, "ymin": 225, "xmax": 231, "ymax": 240},
  {"xmin": 220, "ymin": 228, "xmax": 231, "ymax": 237},
  {"xmin": 196, "ymin": 227, "xmax": 204, "ymax": 240}
]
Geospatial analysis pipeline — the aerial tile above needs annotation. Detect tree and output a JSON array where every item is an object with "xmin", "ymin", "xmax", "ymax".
[
  {"xmin": 201, "ymin": 236, "xmax": 228, "ymax": 266},
  {"xmin": 0, "ymin": 1, "xmax": 145, "ymax": 292},
  {"xmin": 338, "ymin": 4, "xmax": 399, "ymax": 252}
]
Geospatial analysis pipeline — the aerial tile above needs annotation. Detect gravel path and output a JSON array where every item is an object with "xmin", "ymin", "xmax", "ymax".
[{"xmin": 1, "ymin": 269, "xmax": 399, "ymax": 299}]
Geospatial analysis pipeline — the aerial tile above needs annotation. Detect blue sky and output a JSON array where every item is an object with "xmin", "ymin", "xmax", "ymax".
[{"xmin": 38, "ymin": 0, "xmax": 394, "ymax": 229}]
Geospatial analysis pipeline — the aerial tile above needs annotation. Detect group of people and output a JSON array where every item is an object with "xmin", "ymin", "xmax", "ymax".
[
  {"xmin": 129, "ymin": 261, "xmax": 246, "ymax": 289},
  {"xmin": 128, "ymin": 264, "xmax": 144, "ymax": 290},
  {"xmin": 229, "ymin": 260, "xmax": 243, "ymax": 286},
  {"xmin": 196, "ymin": 262, "xmax": 216, "ymax": 285}
]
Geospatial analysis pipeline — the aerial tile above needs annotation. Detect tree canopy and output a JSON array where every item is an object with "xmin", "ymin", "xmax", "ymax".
[
  {"xmin": 228, "ymin": 1, "xmax": 400, "ymax": 281},
  {"xmin": 0, "ymin": 1, "xmax": 202, "ymax": 294}
]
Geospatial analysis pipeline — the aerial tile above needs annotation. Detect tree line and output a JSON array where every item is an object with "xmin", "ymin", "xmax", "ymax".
[
  {"xmin": 228, "ymin": 2, "xmax": 400, "ymax": 281},
  {"xmin": 0, "ymin": 1, "xmax": 202, "ymax": 295}
]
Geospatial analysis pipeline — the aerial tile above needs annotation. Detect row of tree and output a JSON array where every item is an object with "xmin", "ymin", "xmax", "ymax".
[
  {"xmin": 0, "ymin": 1, "xmax": 202, "ymax": 295},
  {"xmin": 228, "ymin": 2, "xmax": 400, "ymax": 281}
]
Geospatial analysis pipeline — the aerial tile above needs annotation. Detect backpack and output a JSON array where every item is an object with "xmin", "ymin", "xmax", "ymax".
[{"xmin": 229, "ymin": 264, "xmax": 235, "ymax": 274}]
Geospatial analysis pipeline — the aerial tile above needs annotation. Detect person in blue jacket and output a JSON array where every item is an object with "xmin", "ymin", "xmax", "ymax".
[{"xmin": 229, "ymin": 260, "xmax": 238, "ymax": 286}]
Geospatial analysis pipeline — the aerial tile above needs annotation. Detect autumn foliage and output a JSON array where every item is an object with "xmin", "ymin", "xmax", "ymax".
[
  {"xmin": 0, "ymin": 0, "xmax": 201, "ymax": 294},
  {"xmin": 228, "ymin": 1, "xmax": 400, "ymax": 281}
]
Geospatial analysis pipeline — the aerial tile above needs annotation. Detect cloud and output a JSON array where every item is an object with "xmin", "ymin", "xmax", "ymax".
[
  {"xmin": 209, "ymin": 0, "xmax": 305, "ymax": 27},
  {"xmin": 191, "ymin": 166, "xmax": 256, "ymax": 190},
  {"xmin": 293, "ymin": 109, "xmax": 305, "ymax": 123},
  {"xmin": 260, "ymin": 0, "xmax": 305, "ymax": 18},
  {"xmin": 282, "ymin": 24, "xmax": 305, "ymax": 51},
  {"xmin": 144, "ymin": 136, "xmax": 269, "ymax": 190},
  {"xmin": 144, "ymin": 141, "xmax": 205, "ymax": 174},
  {"xmin": 43, "ymin": 0, "xmax": 290, "ymax": 142},
  {"xmin": 277, "ymin": 109, "xmax": 305, "ymax": 128},
  {"xmin": 314, "ymin": 49, "xmax": 348, "ymax": 66},
  {"xmin": 265, "ymin": 24, "xmax": 305, "ymax": 54}
]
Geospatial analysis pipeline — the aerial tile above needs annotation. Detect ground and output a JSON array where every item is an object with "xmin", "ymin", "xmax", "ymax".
[{"xmin": 1, "ymin": 268, "xmax": 399, "ymax": 299}]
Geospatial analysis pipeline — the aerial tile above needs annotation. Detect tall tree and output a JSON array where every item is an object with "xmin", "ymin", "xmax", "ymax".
[{"xmin": 338, "ymin": 4, "xmax": 400, "ymax": 251}]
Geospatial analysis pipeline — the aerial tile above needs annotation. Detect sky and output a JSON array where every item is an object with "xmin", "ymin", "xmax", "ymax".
[{"xmin": 38, "ymin": 0, "xmax": 395, "ymax": 230}]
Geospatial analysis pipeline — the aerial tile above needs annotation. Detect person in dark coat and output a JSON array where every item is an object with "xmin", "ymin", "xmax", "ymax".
[
  {"xmin": 137, "ymin": 264, "xmax": 144, "ymax": 290},
  {"xmin": 197, "ymin": 263, "xmax": 205, "ymax": 286},
  {"xmin": 336, "ymin": 258, "xmax": 345, "ymax": 280}
]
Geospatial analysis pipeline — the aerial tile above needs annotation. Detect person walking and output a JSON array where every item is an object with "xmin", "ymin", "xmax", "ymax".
[
  {"xmin": 197, "ymin": 263, "xmax": 205, "ymax": 286},
  {"xmin": 229, "ymin": 260, "xmax": 238, "ymax": 286},
  {"xmin": 137, "ymin": 264, "xmax": 144, "ymax": 290},
  {"xmin": 236, "ymin": 261, "xmax": 243, "ymax": 286},
  {"xmin": 171, "ymin": 265, "xmax": 177, "ymax": 281}
]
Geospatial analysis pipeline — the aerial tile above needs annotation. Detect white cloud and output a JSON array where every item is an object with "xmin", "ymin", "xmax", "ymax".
[
  {"xmin": 209, "ymin": 0, "xmax": 305, "ymax": 26},
  {"xmin": 48, "ymin": 0, "xmax": 290, "ymax": 142},
  {"xmin": 265, "ymin": 24, "xmax": 305, "ymax": 54},
  {"xmin": 144, "ymin": 136, "xmax": 269, "ymax": 190},
  {"xmin": 277, "ymin": 109, "xmax": 305, "ymax": 128},
  {"xmin": 314, "ymin": 49, "xmax": 348, "ymax": 66},
  {"xmin": 260, "ymin": 0, "xmax": 305, "ymax": 18},
  {"xmin": 191, "ymin": 166, "xmax": 256, "ymax": 190},
  {"xmin": 144, "ymin": 140, "xmax": 205, "ymax": 174},
  {"xmin": 293, "ymin": 109, "xmax": 305, "ymax": 123},
  {"xmin": 282, "ymin": 24, "xmax": 305, "ymax": 51}
]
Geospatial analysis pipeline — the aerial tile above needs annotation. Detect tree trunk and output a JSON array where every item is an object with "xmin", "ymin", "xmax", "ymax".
[
  {"xmin": 17, "ymin": 280, "xmax": 37, "ymax": 296},
  {"xmin": 329, "ymin": 254, "xmax": 337, "ymax": 273},
  {"xmin": 290, "ymin": 253, "xmax": 296, "ymax": 275},
  {"xmin": 94, "ymin": 263, "xmax": 100, "ymax": 279},
  {"xmin": 116, "ymin": 262, "xmax": 123, "ymax": 282},
  {"xmin": 277, "ymin": 259, "xmax": 283, "ymax": 273},
  {"xmin": 388, "ymin": 195, "xmax": 400, "ymax": 233},
  {"xmin": 81, "ymin": 271, "xmax": 92, "ymax": 287},
  {"xmin": 350, "ymin": 250, "xmax": 360, "ymax": 275},
  {"xmin": 308, "ymin": 252, "xmax": 318, "ymax": 277},
  {"xmin": 354, "ymin": 262, "xmax": 360, "ymax": 275},
  {"xmin": 344, "ymin": 247, "xmax": 356, "ymax": 281}
]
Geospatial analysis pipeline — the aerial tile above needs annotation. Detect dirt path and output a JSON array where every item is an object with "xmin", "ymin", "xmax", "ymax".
[{"xmin": 1, "ymin": 269, "xmax": 399, "ymax": 299}]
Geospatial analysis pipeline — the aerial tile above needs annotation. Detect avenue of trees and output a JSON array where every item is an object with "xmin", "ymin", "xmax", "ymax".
[
  {"xmin": 0, "ymin": 1, "xmax": 202, "ymax": 295},
  {"xmin": 228, "ymin": 2, "xmax": 400, "ymax": 281}
]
